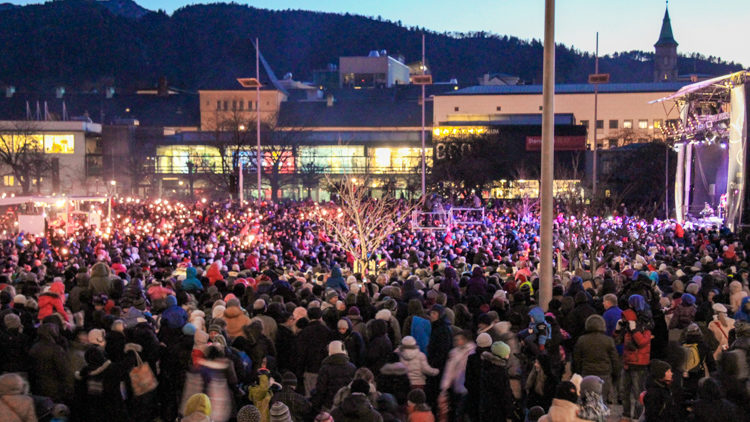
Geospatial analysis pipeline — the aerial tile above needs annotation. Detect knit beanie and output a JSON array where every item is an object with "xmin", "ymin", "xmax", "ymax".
[
  {"xmin": 351, "ymin": 378, "xmax": 371, "ymax": 394},
  {"xmin": 165, "ymin": 295, "xmax": 177, "ymax": 308},
  {"xmin": 407, "ymin": 388, "xmax": 427, "ymax": 404},
  {"xmin": 579, "ymin": 375, "xmax": 604, "ymax": 396},
  {"xmin": 328, "ymin": 340, "xmax": 346, "ymax": 356},
  {"xmin": 13, "ymin": 294, "xmax": 26, "ymax": 305},
  {"xmin": 185, "ymin": 393, "xmax": 212, "ymax": 416},
  {"xmin": 650, "ymin": 359, "xmax": 671, "ymax": 380},
  {"xmin": 4, "ymin": 313, "xmax": 21, "ymax": 330},
  {"xmin": 476, "ymin": 333, "xmax": 493, "ymax": 348},
  {"xmin": 401, "ymin": 335, "xmax": 418, "ymax": 348},
  {"xmin": 88, "ymin": 329, "xmax": 106, "ymax": 347},
  {"xmin": 269, "ymin": 402, "xmax": 292, "ymax": 422},
  {"xmin": 337, "ymin": 319, "xmax": 349, "ymax": 331},
  {"xmin": 491, "ymin": 341, "xmax": 511, "ymax": 359},
  {"xmin": 212, "ymin": 305, "xmax": 226, "ymax": 320},
  {"xmin": 237, "ymin": 404, "xmax": 262, "ymax": 422},
  {"xmin": 182, "ymin": 322, "xmax": 197, "ymax": 336},
  {"xmin": 281, "ymin": 371, "xmax": 297, "ymax": 387},
  {"xmin": 681, "ymin": 293, "xmax": 696, "ymax": 306},
  {"xmin": 375, "ymin": 309, "xmax": 391, "ymax": 321},
  {"xmin": 527, "ymin": 406, "xmax": 545, "ymax": 422}
]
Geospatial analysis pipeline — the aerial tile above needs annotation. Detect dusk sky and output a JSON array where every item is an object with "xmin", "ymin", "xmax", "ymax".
[{"xmin": 11, "ymin": 0, "xmax": 750, "ymax": 66}]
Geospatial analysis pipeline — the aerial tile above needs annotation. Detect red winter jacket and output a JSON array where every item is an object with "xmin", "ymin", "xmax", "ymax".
[
  {"xmin": 37, "ymin": 292, "xmax": 69, "ymax": 322},
  {"xmin": 621, "ymin": 309, "xmax": 650, "ymax": 368}
]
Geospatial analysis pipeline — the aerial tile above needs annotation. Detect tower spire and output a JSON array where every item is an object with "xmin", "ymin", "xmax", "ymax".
[{"xmin": 655, "ymin": 2, "xmax": 678, "ymax": 47}]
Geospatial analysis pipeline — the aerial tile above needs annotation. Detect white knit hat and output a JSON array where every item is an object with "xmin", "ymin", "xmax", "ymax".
[
  {"xmin": 476, "ymin": 332, "xmax": 493, "ymax": 348},
  {"xmin": 375, "ymin": 309, "xmax": 392, "ymax": 321}
]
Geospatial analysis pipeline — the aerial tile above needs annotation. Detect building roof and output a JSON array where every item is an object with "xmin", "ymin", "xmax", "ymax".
[
  {"xmin": 445, "ymin": 82, "xmax": 689, "ymax": 96},
  {"xmin": 655, "ymin": 7, "xmax": 678, "ymax": 47},
  {"xmin": 0, "ymin": 92, "xmax": 200, "ymax": 127}
]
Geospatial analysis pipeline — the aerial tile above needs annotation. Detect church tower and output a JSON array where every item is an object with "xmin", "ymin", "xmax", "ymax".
[{"xmin": 654, "ymin": 4, "xmax": 679, "ymax": 82}]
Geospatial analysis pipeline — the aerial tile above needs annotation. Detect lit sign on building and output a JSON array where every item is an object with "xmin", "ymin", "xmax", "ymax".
[
  {"xmin": 432, "ymin": 126, "xmax": 498, "ymax": 141},
  {"xmin": 525, "ymin": 136, "xmax": 586, "ymax": 151}
]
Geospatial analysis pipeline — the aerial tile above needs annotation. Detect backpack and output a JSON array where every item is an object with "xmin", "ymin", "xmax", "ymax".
[{"xmin": 683, "ymin": 343, "xmax": 702, "ymax": 373}]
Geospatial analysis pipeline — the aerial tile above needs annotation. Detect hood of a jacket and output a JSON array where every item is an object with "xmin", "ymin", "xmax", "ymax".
[
  {"xmin": 91, "ymin": 262, "xmax": 110, "ymax": 278},
  {"xmin": 322, "ymin": 352, "xmax": 350, "ymax": 366},
  {"xmin": 340, "ymin": 393, "xmax": 372, "ymax": 417},
  {"xmin": 730, "ymin": 280, "xmax": 743, "ymax": 294},
  {"xmin": 186, "ymin": 267, "xmax": 198, "ymax": 279},
  {"xmin": 585, "ymin": 314, "xmax": 606, "ymax": 333},
  {"xmin": 37, "ymin": 323, "xmax": 59, "ymax": 343},
  {"xmin": 528, "ymin": 306, "xmax": 545, "ymax": 324},
  {"xmin": 223, "ymin": 305, "xmax": 244, "ymax": 319},
  {"xmin": 399, "ymin": 347, "xmax": 420, "ymax": 361},
  {"xmin": 0, "ymin": 373, "xmax": 27, "ymax": 395},
  {"xmin": 481, "ymin": 351, "xmax": 507, "ymax": 367}
]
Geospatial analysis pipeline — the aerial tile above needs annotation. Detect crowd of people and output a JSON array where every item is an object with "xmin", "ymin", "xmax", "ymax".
[{"xmin": 0, "ymin": 196, "xmax": 749, "ymax": 422}]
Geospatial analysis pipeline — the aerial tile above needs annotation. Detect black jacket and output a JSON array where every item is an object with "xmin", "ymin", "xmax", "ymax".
[
  {"xmin": 479, "ymin": 352, "xmax": 515, "ymax": 422},
  {"xmin": 427, "ymin": 317, "xmax": 452, "ymax": 370},
  {"xmin": 312, "ymin": 353, "xmax": 356, "ymax": 411},
  {"xmin": 376, "ymin": 361, "xmax": 411, "ymax": 405},
  {"xmin": 365, "ymin": 320, "xmax": 393, "ymax": 374},
  {"xmin": 296, "ymin": 320, "xmax": 332, "ymax": 374},
  {"xmin": 331, "ymin": 393, "xmax": 384, "ymax": 422},
  {"xmin": 643, "ymin": 378, "xmax": 679, "ymax": 422}
]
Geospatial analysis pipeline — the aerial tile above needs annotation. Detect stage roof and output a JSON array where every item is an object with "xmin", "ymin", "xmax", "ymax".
[{"xmin": 650, "ymin": 70, "xmax": 749, "ymax": 104}]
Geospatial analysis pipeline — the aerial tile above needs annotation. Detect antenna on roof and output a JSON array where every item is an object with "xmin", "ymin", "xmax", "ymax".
[
  {"xmin": 44, "ymin": 101, "xmax": 50, "ymax": 121},
  {"xmin": 62, "ymin": 101, "xmax": 68, "ymax": 121},
  {"xmin": 35, "ymin": 101, "xmax": 40, "ymax": 121},
  {"xmin": 25, "ymin": 101, "xmax": 30, "ymax": 120}
]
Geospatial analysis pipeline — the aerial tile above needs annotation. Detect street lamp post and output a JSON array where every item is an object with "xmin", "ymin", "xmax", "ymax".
[
  {"xmin": 539, "ymin": 0, "xmax": 556, "ymax": 311},
  {"xmin": 421, "ymin": 34, "xmax": 426, "ymax": 198},
  {"xmin": 256, "ymin": 37, "xmax": 262, "ymax": 202}
]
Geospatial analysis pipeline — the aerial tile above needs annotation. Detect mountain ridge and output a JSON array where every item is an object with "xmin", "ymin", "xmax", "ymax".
[{"xmin": 0, "ymin": 0, "xmax": 742, "ymax": 92}]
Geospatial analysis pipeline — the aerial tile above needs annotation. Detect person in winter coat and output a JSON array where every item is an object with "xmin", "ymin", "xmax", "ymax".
[
  {"xmin": 576, "ymin": 376, "xmax": 609, "ymax": 422},
  {"xmin": 564, "ymin": 291, "xmax": 596, "ymax": 341},
  {"xmin": 29, "ymin": 322, "xmax": 73, "ymax": 402},
  {"xmin": 376, "ymin": 352, "xmax": 411, "ymax": 405},
  {"xmin": 68, "ymin": 268, "xmax": 90, "ymax": 313},
  {"xmin": 464, "ymin": 333, "xmax": 491, "ymax": 422},
  {"xmin": 538, "ymin": 381, "xmax": 587, "ymax": 422},
  {"xmin": 312, "ymin": 341, "xmax": 356, "ymax": 412},
  {"xmin": 681, "ymin": 323, "xmax": 716, "ymax": 400},
  {"xmin": 222, "ymin": 302, "xmax": 251, "ymax": 340},
  {"xmin": 669, "ymin": 293, "xmax": 697, "ymax": 329},
  {"xmin": 74, "ymin": 346, "xmax": 129, "ymax": 422},
  {"xmin": 688, "ymin": 376, "xmax": 742, "ymax": 422},
  {"xmin": 440, "ymin": 330, "xmax": 476, "ymax": 421},
  {"xmin": 161, "ymin": 295, "xmax": 189, "ymax": 331},
  {"xmin": 0, "ymin": 313, "xmax": 31, "ymax": 375},
  {"xmin": 182, "ymin": 267, "xmax": 203, "ymax": 292},
  {"xmin": 183, "ymin": 346, "xmax": 237, "ymax": 422},
  {"xmin": 466, "ymin": 267, "xmax": 488, "ymax": 297},
  {"xmin": 365, "ymin": 319, "xmax": 393, "ymax": 375},
  {"xmin": 440, "ymin": 267, "xmax": 460, "ymax": 307},
  {"xmin": 398, "ymin": 335, "xmax": 439, "ymax": 388},
  {"xmin": 183, "ymin": 393, "xmax": 213, "ymax": 422},
  {"xmin": 615, "ymin": 309, "xmax": 650, "ymax": 419},
  {"xmin": 325, "ymin": 266, "xmax": 348, "ymax": 292},
  {"xmin": 337, "ymin": 318, "xmax": 365, "ymax": 368},
  {"xmin": 522, "ymin": 307, "xmax": 552, "ymax": 355},
  {"xmin": 478, "ymin": 341, "xmax": 515, "ymax": 422},
  {"xmin": 206, "ymin": 261, "xmax": 224, "ymax": 286},
  {"xmin": 729, "ymin": 280, "xmax": 747, "ymax": 314},
  {"xmin": 0, "ymin": 373, "xmax": 37, "ymax": 422},
  {"xmin": 406, "ymin": 388, "xmax": 434, "ymax": 422},
  {"xmin": 272, "ymin": 372, "xmax": 312, "ymax": 422},
  {"xmin": 330, "ymin": 379, "xmax": 383, "ymax": 422},
  {"xmin": 333, "ymin": 367, "xmax": 379, "ymax": 409},
  {"xmin": 572, "ymin": 315, "xmax": 620, "ymax": 401},
  {"xmin": 296, "ymin": 307, "xmax": 332, "ymax": 397},
  {"xmin": 734, "ymin": 296, "xmax": 750, "ymax": 323},
  {"xmin": 643, "ymin": 360, "xmax": 679, "ymax": 422},
  {"xmin": 89, "ymin": 262, "xmax": 113, "ymax": 296},
  {"xmin": 708, "ymin": 303, "xmax": 734, "ymax": 359},
  {"xmin": 38, "ymin": 281, "xmax": 69, "ymax": 322}
]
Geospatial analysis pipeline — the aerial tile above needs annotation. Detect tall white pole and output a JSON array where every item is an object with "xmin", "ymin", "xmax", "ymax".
[
  {"xmin": 592, "ymin": 32, "xmax": 599, "ymax": 195},
  {"xmin": 238, "ymin": 159, "xmax": 244, "ymax": 203},
  {"xmin": 256, "ymin": 37, "xmax": 262, "ymax": 202},
  {"xmin": 539, "ymin": 0, "xmax": 555, "ymax": 311},
  {"xmin": 421, "ymin": 33, "xmax": 426, "ymax": 198}
]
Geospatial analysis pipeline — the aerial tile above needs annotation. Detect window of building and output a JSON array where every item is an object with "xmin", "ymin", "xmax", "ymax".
[
  {"xmin": 454, "ymin": 106, "xmax": 459, "ymax": 112},
  {"xmin": 239, "ymin": 100, "xmax": 244, "ymax": 111},
  {"xmin": 609, "ymin": 120, "xmax": 618, "ymax": 129},
  {"xmin": 638, "ymin": 119, "xmax": 648, "ymax": 129},
  {"xmin": 580, "ymin": 120, "xmax": 589, "ymax": 128},
  {"xmin": 3, "ymin": 175, "xmax": 14, "ymax": 186},
  {"xmin": 232, "ymin": 100, "xmax": 237, "ymax": 111},
  {"xmin": 223, "ymin": 101, "xmax": 228, "ymax": 111},
  {"xmin": 496, "ymin": 106, "xmax": 502, "ymax": 111},
  {"xmin": 653, "ymin": 119, "xmax": 663, "ymax": 129},
  {"xmin": 216, "ymin": 101, "xmax": 221, "ymax": 110},
  {"xmin": 44, "ymin": 134, "xmax": 74, "ymax": 154},
  {"xmin": 608, "ymin": 139, "xmax": 618, "ymax": 148},
  {"xmin": 623, "ymin": 120, "xmax": 633, "ymax": 129},
  {"xmin": 596, "ymin": 120, "xmax": 604, "ymax": 129},
  {"xmin": 539, "ymin": 106, "xmax": 543, "ymax": 111}
]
